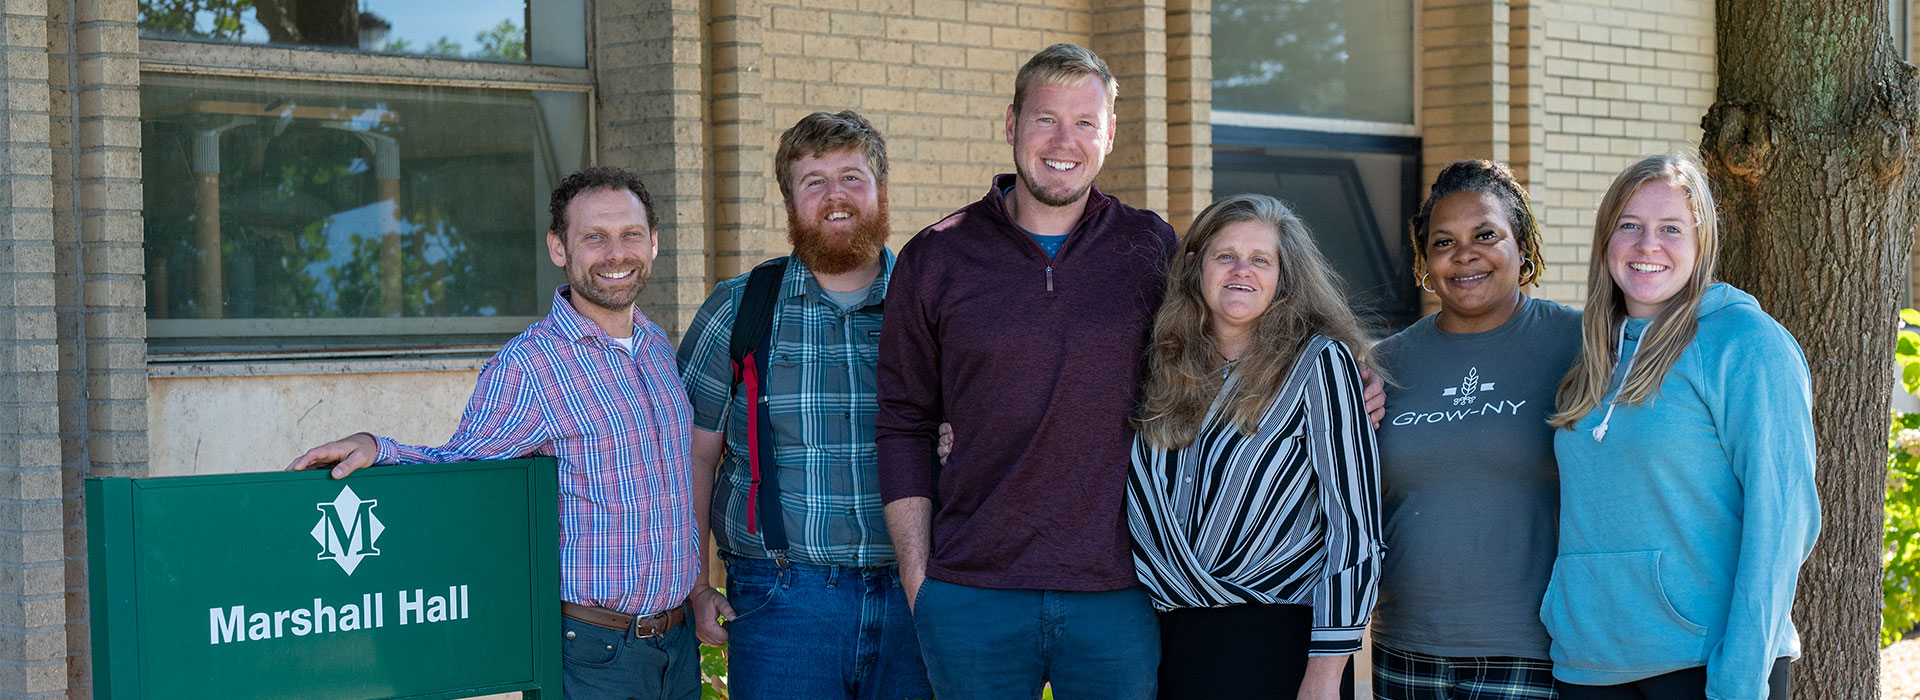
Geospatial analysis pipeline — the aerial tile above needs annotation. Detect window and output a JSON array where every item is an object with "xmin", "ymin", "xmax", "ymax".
[
  {"xmin": 1212, "ymin": 0, "xmax": 1415, "ymax": 124},
  {"xmin": 140, "ymin": 0, "xmax": 591, "ymax": 354},
  {"xmin": 137, "ymin": 0, "xmax": 586, "ymax": 67},
  {"xmin": 1211, "ymin": 0, "xmax": 1421, "ymax": 328}
]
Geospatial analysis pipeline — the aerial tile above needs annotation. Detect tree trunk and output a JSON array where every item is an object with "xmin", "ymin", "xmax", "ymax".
[
  {"xmin": 252, "ymin": 0, "xmax": 357, "ymax": 47},
  {"xmin": 1702, "ymin": 1, "xmax": 1920, "ymax": 698}
]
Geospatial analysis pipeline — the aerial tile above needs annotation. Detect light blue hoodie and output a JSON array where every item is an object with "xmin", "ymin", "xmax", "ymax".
[{"xmin": 1545, "ymin": 283, "xmax": 1819, "ymax": 700}]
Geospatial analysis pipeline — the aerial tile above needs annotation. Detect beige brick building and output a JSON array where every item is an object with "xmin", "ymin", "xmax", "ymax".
[{"xmin": 0, "ymin": 0, "xmax": 1909, "ymax": 696}]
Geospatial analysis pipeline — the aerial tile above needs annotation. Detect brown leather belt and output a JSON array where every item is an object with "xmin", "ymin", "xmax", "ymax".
[{"xmin": 561, "ymin": 601, "xmax": 685, "ymax": 638}]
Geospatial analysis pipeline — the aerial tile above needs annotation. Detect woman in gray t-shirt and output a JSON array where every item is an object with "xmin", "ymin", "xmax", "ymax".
[{"xmin": 1369, "ymin": 161, "xmax": 1580, "ymax": 700}]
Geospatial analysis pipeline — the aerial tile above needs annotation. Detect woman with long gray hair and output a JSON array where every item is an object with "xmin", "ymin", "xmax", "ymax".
[{"xmin": 1127, "ymin": 193, "xmax": 1384, "ymax": 700}]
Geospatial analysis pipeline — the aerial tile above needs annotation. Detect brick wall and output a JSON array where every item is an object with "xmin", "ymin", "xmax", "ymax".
[
  {"xmin": 708, "ymin": 0, "xmax": 768, "ymax": 282},
  {"xmin": 755, "ymin": 0, "xmax": 1093, "ymax": 263},
  {"xmin": 0, "ymin": 0, "xmax": 66, "ymax": 696},
  {"xmin": 600, "ymin": 0, "xmax": 711, "ymax": 340},
  {"xmin": 693, "ymin": 0, "xmax": 1205, "ymax": 302},
  {"xmin": 1164, "ymin": 0, "xmax": 1208, "ymax": 234},
  {"xmin": 49, "ymin": 1, "xmax": 146, "ymax": 696},
  {"xmin": 1092, "ymin": 0, "xmax": 1168, "ymax": 214},
  {"xmin": 1421, "ymin": 0, "xmax": 1716, "ymax": 308},
  {"xmin": 1534, "ymin": 0, "xmax": 1715, "ymax": 305},
  {"xmin": 1417, "ymin": 0, "xmax": 1515, "ymax": 312}
]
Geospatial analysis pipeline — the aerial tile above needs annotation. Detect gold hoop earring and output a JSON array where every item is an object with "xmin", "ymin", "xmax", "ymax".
[{"xmin": 1419, "ymin": 273, "xmax": 1434, "ymax": 293}]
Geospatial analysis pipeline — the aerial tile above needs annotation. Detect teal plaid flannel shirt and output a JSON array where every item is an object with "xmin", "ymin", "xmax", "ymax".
[{"xmin": 675, "ymin": 251, "xmax": 896, "ymax": 567}]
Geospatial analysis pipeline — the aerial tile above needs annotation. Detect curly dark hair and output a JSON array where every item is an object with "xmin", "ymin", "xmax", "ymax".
[
  {"xmin": 547, "ymin": 166, "xmax": 658, "ymax": 236},
  {"xmin": 1407, "ymin": 160, "xmax": 1545, "ymax": 287}
]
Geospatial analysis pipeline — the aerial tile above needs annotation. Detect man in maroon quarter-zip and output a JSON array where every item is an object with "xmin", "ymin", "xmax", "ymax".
[{"xmin": 874, "ymin": 43, "xmax": 1175, "ymax": 700}]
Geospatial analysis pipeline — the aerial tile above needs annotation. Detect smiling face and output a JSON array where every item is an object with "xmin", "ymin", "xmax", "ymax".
[
  {"xmin": 546, "ymin": 187, "xmax": 657, "ymax": 321},
  {"xmin": 1425, "ymin": 190, "xmax": 1526, "ymax": 333},
  {"xmin": 1005, "ymin": 75, "xmax": 1115, "ymax": 208},
  {"xmin": 1200, "ymin": 220, "xmax": 1282, "ymax": 341},
  {"xmin": 1606, "ymin": 180, "xmax": 1700, "ymax": 318},
  {"xmin": 784, "ymin": 148, "xmax": 889, "ymax": 274}
]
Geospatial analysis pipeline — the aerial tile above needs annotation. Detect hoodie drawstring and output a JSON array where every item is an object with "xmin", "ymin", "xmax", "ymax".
[{"xmin": 1592, "ymin": 321, "xmax": 1634, "ymax": 443}]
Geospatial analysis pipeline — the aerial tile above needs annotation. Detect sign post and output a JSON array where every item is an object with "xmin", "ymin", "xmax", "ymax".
[{"xmin": 87, "ymin": 458, "xmax": 561, "ymax": 699}]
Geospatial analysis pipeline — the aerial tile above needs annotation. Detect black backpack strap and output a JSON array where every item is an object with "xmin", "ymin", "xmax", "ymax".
[{"xmin": 727, "ymin": 257, "xmax": 791, "ymax": 567}]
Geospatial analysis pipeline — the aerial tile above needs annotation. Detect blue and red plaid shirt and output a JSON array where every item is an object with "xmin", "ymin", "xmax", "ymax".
[
  {"xmin": 375, "ymin": 286, "xmax": 699, "ymax": 616},
  {"xmin": 676, "ymin": 252, "xmax": 894, "ymax": 567}
]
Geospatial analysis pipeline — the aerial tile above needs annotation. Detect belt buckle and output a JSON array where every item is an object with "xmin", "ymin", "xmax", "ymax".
[{"xmin": 629, "ymin": 610, "xmax": 670, "ymax": 639}]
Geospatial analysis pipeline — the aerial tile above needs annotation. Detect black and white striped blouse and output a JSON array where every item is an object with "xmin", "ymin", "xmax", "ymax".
[{"xmin": 1126, "ymin": 335, "xmax": 1385, "ymax": 657}]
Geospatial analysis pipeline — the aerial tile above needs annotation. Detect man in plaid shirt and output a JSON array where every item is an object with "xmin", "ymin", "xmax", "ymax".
[
  {"xmin": 288, "ymin": 167, "xmax": 703, "ymax": 700},
  {"xmin": 675, "ymin": 111, "xmax": 931, "ymax": 700}
]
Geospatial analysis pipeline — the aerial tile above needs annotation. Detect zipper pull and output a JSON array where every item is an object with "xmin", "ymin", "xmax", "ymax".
[{"xmin": 1046, "ymin": 265, "xmax": 1054, "ymax": 292}]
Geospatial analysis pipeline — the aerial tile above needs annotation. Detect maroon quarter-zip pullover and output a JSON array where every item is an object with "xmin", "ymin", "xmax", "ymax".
[{"xmin": 876, "ymin": 174, "xmax": 1177, "ymax": 591}]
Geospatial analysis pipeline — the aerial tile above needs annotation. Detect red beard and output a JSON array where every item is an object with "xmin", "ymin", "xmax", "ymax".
[{"xmin": 787, "ymin": 193, "xmax": 890, "ymax": 275}]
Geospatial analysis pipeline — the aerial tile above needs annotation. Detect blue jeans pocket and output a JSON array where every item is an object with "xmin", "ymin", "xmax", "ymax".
[
  {"xmin": 913, "ymin": 577, "xmax": 934, "ymax": 612},
  {"xmin": 560, "ymin": 618, "xmax": 623, "ymax": 669},
  {"xmin": 725, "ymin": 567, "xmax": 784, "ymax": 625}
]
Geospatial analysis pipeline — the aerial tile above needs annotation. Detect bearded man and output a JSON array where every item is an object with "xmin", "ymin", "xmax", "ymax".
[{"xmin": 674, "ymin": 110, "xmax": 931, "ymax": 700}]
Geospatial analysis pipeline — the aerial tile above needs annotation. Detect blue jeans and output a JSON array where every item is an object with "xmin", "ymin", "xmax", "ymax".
[
  {"xmin": 911, "ymin": 578, "xmax": 1159, "ymax": 700},
  {"xmin": 560, "ymin": 613, "xmax": 700, "ymax": 700},
  {"xmin": 723, "ymin": 554, "xmax": 933, "ymax": 700}
]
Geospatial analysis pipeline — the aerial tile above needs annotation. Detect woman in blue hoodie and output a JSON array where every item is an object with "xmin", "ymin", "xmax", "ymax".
[{"xmin": 1543, "ymin": 153, "xmax": 1819, "ymax": 700}]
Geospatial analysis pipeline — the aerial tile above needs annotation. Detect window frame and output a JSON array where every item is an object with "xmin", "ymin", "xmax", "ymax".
[
  {"xmin": 1893, "ymin": 0, "xmax": 1912, "ymax": 59},
  {"xmin": 140, "ymin": 23, "xmax": 596, "ymax": 359}
]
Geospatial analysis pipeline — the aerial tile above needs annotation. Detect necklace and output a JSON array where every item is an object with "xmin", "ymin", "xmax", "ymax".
[{"xmin": 1216, "ymin": 348, "xmax": 1238, "ymax": 380}]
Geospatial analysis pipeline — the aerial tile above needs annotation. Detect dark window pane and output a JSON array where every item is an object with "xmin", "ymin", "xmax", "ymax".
[
  {"xmin": 1212, "ymin": 0, "xmax": 1414, "ymax": 123},
  {"xmin": 141, "ymin": 73, "xmax": 586, "ymax": 349},
  {"xmin": 136, "ymin": 1, "xmax": 582, "ymax": 66}
]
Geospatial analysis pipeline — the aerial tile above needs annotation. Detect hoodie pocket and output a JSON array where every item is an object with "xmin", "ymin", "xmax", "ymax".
[{"xmin": 1539, "ymin": 550, "xmax": 1709, "ymax": 672}]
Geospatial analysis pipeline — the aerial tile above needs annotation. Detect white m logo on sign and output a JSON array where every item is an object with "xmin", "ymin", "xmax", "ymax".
[{"xmin": 311, "ymin": 485, "xmax": 385, "ymax": 575}]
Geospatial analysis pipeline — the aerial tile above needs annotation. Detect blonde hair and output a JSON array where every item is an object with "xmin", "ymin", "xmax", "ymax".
[
  {"xmin": 1136, "ymin": 194, "xmax": 1375, "ymax": 449},
  {"xmin": 1550, "ymin": 153, "xmax": 1721, "ymax": 428},
  {"xmin": 1012, "ymin": 43, "xmax": 1118, "ymax": 116}
]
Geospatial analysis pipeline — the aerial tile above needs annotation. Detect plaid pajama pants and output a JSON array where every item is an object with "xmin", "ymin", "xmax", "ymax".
[{"xmin": 1373, "ymin": 641, "xmax": 1558, "ymax": 700}]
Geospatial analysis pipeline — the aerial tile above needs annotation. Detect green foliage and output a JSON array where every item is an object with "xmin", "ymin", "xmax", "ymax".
[
  {"xmin": 1886, "ymin": 308, "xmax": 1920, "ymax": 645},
  {"xmin": 138, "ymin": 0, "xmax": 254, "ymax": 39},
  {"xmin": 475, "ymin": 20, "xmax": 528, "ymax": 61},
  {"xmin": 698, "ymin": 586, "xmax": 729, "ymax": 698},
  {"xmin": 423, "ymin": 36, "xmax": 464, "ymax": 57},
  {"xmin": 1209, "ymin": 0, "xmax": 1351, "ymax": 116},
  {"xmin": 1899, "ymin": 309, "xmax": 1920, "ymax": 394},
  {"xmin": 700, "ymin": 643, "xmax": 729, "ymax": 698}
]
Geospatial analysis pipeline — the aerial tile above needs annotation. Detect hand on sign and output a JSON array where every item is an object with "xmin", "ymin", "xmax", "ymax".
[
  {"xmin": 285, "ymin": 433, "xmax": 380, "ymax": 479},
  {"xmin": 689, "ymin": 585, "xmax": 734, "ymax": 646}
]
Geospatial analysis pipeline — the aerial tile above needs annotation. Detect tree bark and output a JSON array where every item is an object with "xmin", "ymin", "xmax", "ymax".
[{"xmin": 1702, "ymin": 1, "xmax": 1920, "ymax": 698}]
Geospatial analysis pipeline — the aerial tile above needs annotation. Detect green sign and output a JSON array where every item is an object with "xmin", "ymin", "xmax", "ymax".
[{"xmin": 87, "ymin": 459, "xmax": 561, "ymax": 700}]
